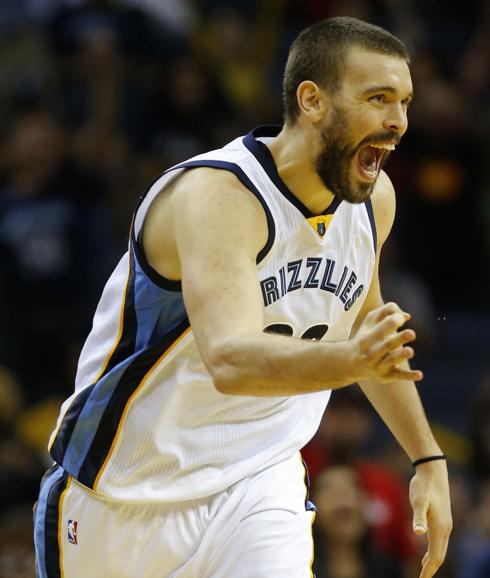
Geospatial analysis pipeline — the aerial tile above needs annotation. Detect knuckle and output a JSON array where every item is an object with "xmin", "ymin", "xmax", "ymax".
[
  {"xmin": 411, "ymin": 496, "xmax": 427, "ymax": 509},
  {"xmin": 387, "ymin": 317, "xmax": 400, "ymax": 331},
  {"xmin": 358, "ymin": 335, "xmax": 370, "ymax": 348}
]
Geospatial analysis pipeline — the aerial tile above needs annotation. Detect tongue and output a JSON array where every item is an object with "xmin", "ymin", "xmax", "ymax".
[{"xmin": 358, "ymin": 146, "xmax": 378, "ymax": 176}]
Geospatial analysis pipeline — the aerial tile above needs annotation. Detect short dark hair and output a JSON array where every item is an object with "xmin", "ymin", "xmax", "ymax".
[{"xmin": 282, "ymin": 16, "xmax": 410, "ymax": 124}]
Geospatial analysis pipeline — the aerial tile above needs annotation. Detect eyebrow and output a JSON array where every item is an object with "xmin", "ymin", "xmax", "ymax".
[{"xmin": 363, "ymin": 85, "xmax": 414, "ymax": 99}]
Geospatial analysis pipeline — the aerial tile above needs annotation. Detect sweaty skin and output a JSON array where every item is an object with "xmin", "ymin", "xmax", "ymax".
[{"xmin": 142, "ymin": 46, "xmax": 451, "ymax": 578}]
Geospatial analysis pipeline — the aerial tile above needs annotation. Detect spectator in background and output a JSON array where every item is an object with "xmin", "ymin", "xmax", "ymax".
[
  {"xmin": 469, "ymin": 373, "xmax": 490, "ymax": 480},
  {"xmin": 312, "ymin": 465, "xmax": 403, "ymax": 578},
  {"xmin": 302, "ymin": 387, "xmax": 419, "ymax": 577},
  {"xmin": 433, "ymin": 471, "xmax": 474, "ymax": 578},
  {"xmin": 0, "ymin": 366, "xmax": 44, "ymax": 514},
  {"xmin": 458, "ymin": 478, "xmax": 490, "ymax": 578},
  {"xmin": 0, "ymin": 109, "xmax": 120, "ymax": 404},
  {"xmin": 45, "ymin": 0, "xmax": 170, "ymax": 231},
  {"xmin": 192, "ymin": 3, "xmax": 282, "ymax": 125},
  {"xmin": 0, "ymin": 505, "xmax": 36, "ymax": 577},
  {"xmin": 150, "ymin": 54, "xmax": 237, "ymax": 162}
]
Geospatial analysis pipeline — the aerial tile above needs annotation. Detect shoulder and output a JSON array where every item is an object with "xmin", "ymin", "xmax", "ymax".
[
  {"xmin": 142, "ymin": 166, "xmax": 269, "ymax": 279},
  {"xmin": 167, "ymin": 166, "xmax": 269, "ymax": 256},
  {"xmin": 170, "ymin": 166, "xmax": 265, "ymax": 217},
  {"xmin": 369, "ymin": 170, "xmax": 396, "ymax": 248}
]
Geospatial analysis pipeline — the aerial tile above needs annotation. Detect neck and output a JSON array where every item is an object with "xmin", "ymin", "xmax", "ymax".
[{"xmin": 265, "ymin": 122, "xmax": 336, "ymax": 214}]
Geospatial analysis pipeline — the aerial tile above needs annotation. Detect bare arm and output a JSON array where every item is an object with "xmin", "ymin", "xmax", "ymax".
[
  {"xmin": 142, "ymin": 167, "xmax": 420, "ymax": 396},
  {"xmin": 352, "ymin": 172, "xmax": 452, "ymax": 578}
]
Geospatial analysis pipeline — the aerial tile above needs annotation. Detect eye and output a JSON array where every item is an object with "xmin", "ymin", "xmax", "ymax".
[
  {"xmin": 401, "ymin": 96, "xmax": 413, "ymax": 108},
  {"xmin": 369, "ymin": 94, "xmax": 386, "ymax": 104}
]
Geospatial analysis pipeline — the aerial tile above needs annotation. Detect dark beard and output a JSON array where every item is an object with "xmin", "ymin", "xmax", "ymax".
[{"xmin": 315, "ymin": 110, "xmax": 393, "ymax": 204}]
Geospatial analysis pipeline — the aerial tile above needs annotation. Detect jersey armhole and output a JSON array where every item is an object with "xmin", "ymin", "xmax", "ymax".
[
  {"xmin": 132, "ymin": 160, "xmax": 276, "ymax": 290},
  {"xmin": 176, "ymin": 160, "xmax": 276, "ymax": 264}
]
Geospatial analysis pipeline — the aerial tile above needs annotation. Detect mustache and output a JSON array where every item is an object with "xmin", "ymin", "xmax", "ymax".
[{"xmin": 357, "ymin": 131, "xmax": 401, "ymax": 149}]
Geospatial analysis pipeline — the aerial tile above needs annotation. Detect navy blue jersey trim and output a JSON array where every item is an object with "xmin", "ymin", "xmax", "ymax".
[
  {"xmin": 50, "ymin": 385, "xmax": 94, "ymax": 465},
  {"xmin": 301, "ymin": 457, "xmax": 318, "ymax": 513},
  {"xmin": 50, "ymin": 250, "xmax": 138, "ymax": 466},
  {"xmin": 35, "ymin": 465, "xmax": 68, "ymax": 578},
  {"xmin": 131, "ymin": 226, "xmax": 182, "ymax": 292},
  {"xmin": 175, "ymin": 160, "xmax": 276, "ymax": 264},
  {"xmin": 104, "ymin": 246, "xmax": 138, "ymax": 372},
  {"xmin": 132, "ymin": 159, "xmax": 276, "ymax": 288},
  {"xmin": 243, "ymin": 126, "xmax": 343, "ymax": 219},
  {"xmin": 324, "ymin": 197, "xmax": 342, "ymax": 215},
  {"xmin": 364, "ymin": 198, "xmax": 377, "ymax": 253},
  {"xmin": 132, "ymin": 167, "xmax": 183, "ymax": 291},
  {"xmin": 76, "ymin": 317, "xmax": 190, "ymax": 488}
]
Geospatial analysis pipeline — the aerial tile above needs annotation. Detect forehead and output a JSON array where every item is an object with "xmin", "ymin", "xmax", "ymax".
[{"xmin": 340, "ymin": 46, "xmax": 413, "ymax": 95}]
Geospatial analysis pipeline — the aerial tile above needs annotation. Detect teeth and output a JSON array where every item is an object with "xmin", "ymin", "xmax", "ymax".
[{"xmin": 370, "ymin": 143, "xmax": 395, "ymax": 150}]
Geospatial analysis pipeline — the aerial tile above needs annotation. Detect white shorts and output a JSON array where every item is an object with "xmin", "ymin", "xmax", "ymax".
[{"xmin": 34, "ymin": 455, "xmax": 316, "ymax": 578}]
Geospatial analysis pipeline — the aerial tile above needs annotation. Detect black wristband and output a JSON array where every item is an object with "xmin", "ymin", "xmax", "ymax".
[{"xmin": 412, "ymin": 454, "xmax": 447, "ymax": 468}]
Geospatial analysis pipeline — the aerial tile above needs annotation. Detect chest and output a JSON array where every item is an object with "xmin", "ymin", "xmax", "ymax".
[{"xmin": 258, "ymin": 208, "xmax": 375, "ymax": 341}]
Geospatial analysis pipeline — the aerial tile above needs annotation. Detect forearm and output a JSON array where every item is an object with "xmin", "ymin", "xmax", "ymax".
[
  {"xmin": 359, "ymin": 377, "xmax": 441, "ymax": 461},
  {"xmin": 211, "ymin": 332, "xmax": 356, "ymax": 396},
  {"xmin": 207, "ymin": 302, "xmax": 421, "ymax": 397}
]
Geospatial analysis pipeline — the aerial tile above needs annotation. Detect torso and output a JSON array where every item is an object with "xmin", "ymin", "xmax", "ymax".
[{"xmin": 47, "ymin": 126, "xmax": 378, "ymax": 503}]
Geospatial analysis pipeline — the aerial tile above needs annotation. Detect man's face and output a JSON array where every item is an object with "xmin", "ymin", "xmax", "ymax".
[{"xmin": 315, "ymin": 47, "xmax": 413, "ymax": 203}]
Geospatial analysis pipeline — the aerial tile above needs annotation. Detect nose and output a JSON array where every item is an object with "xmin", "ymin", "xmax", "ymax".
[{"xmin": 383, "ymin": 103, "xmax": 408, "ymax": 135}]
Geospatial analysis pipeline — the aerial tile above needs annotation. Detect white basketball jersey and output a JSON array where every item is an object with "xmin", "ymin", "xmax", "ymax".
[{"xmin": 48, "ymin": 126, "xmax": 377, "ymax": 502}]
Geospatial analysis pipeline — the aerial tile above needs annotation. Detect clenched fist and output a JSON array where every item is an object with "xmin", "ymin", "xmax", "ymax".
[{"xmin": 349, "ymin": 301, "xmax": 423, "ymax": 383}]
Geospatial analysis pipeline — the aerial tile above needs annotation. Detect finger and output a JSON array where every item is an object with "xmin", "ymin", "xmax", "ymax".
[
  {"xmin": 378, "ymin": 345, "xmax": 414, "ymax": 372},
  {"xmin": 438, "ymin": 532, "xmax": 450, "ymax": 573},
  {"xmin": 362, "ymin": 313, "xmax": 410, "ymax": 351},
  {"xmin": 369, "ymin": 301, "xmax": 402, "ymax": 322},
  {"xmin": 413, "ymin": 499, "xmax": 428, "ymax": 536},
  {"xmin": 371, "ymin": 328, "xmax": 416, "ymax": 360},
  {"xmin": 419, "ymin": 530, "xmax": 444, "ymax": 578},
  {"xmin": 432, "ymin": 520, "xmax": 451, "ymax": 575},
  {"xmin": 383, "ymin": 366, "xmax": 423, "ymax": 382}
]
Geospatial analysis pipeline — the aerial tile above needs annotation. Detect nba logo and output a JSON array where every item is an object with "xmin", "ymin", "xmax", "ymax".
[{"xmin": 67, "ymin": 520, "xmax": 78, "ymax": 544}]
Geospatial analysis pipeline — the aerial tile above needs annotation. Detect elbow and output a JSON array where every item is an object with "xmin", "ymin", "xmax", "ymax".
[
  {"xmin": 212, "ymin": 369, "xmax": 238, "ymax": 395},
  {"xmin": 206, "ymin": 343, "xmax": 245, "ymax": 395},
  {"xmin": 210, "ymin": 360, "xmax": 243, "ymax": 396}
]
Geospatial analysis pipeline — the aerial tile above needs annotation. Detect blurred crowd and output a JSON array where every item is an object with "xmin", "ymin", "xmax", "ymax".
[{"xmin": 0, "ymin": 1, "xmax": 488, "ymax": 577}]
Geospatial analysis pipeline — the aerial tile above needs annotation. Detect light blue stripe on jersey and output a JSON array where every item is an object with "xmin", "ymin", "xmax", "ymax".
[
  {"xmin": 133, "ymin": 256, "xmax": 186, "ymax": 350},
  {"xmin": 61, "ymin": 355, "xmax": 137, "ymax": 477},
  {"xmin": 34, "ymin": 464, "xmax": 64, "ymax": 578},
  {"xmin": 61, "ymin": 263, "xmax": 186, "ymax": 478}
]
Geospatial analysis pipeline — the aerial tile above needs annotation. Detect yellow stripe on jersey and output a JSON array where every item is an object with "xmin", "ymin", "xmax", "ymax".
[
  {"xmin": 48, "ymin": 253, "xmax": 132, "ymax": 453},
  {"xmin": 299, "ymin": 453, "xmax": 316, "ymax": 577},
  {"xmin": 94, "ymin": 255, "xmax": 132, "ymax": 383},
  {"xmin": 93, "ymin": 326, "xmax": 192, "ymax": 491},
  {"xmin": 307, "ymin": 214, "xmax": 334, "ymax": 238},
  {"xmin": 309, "ymin": 510, "xmax": 316, "ymax": 578}
]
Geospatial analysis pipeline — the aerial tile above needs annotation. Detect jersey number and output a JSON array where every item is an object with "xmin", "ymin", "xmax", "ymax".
[{"xmin": 264, "ymin": 323, "xmax": 329, "ymax": 341}]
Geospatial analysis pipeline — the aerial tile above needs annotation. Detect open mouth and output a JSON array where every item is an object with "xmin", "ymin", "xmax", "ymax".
[{"xmin": 356, "ymin": 143, "xmax": 395, "ymax": 181}]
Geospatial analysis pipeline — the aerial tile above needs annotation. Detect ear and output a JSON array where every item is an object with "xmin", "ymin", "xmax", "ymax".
[{"xmin": 296, "ymin": 81, "xmax": 330, "ymax": 123}]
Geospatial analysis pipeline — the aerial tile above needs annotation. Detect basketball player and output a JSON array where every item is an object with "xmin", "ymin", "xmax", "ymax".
[{"xmin": 34, "ymin": 17, "xmax": 451, "ymax": 578}]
